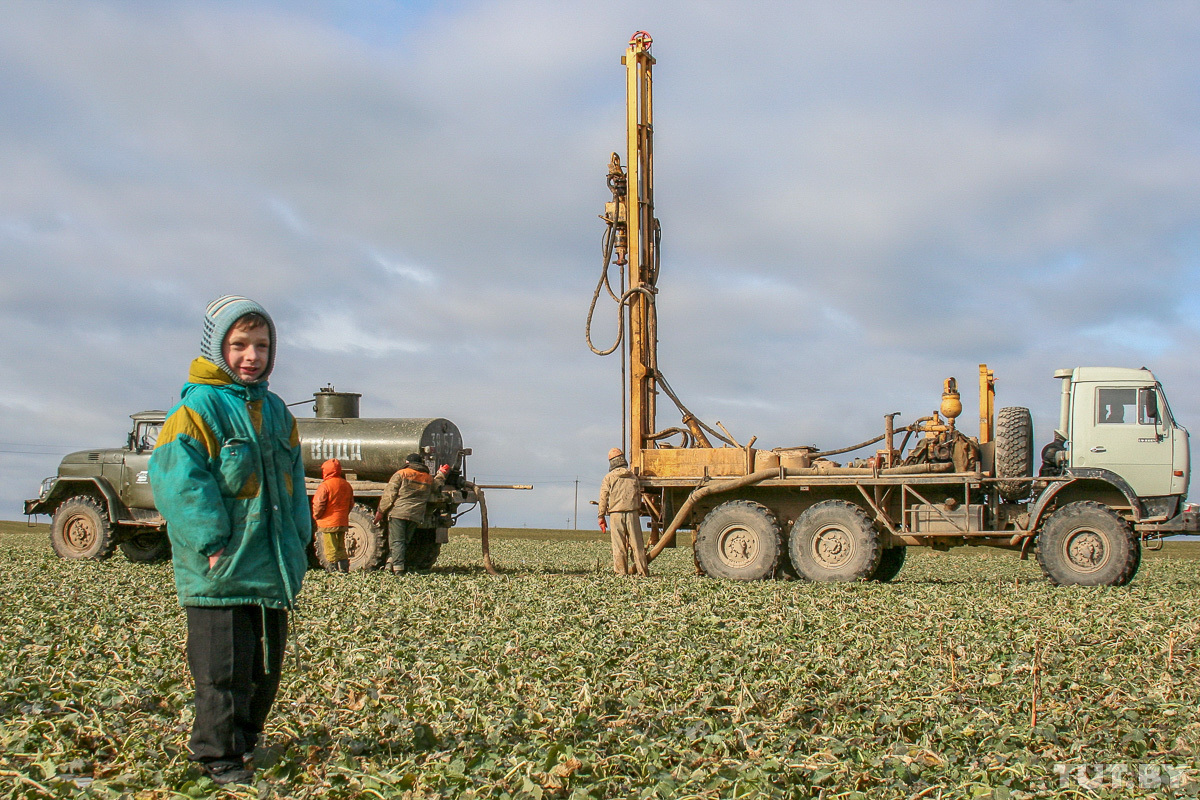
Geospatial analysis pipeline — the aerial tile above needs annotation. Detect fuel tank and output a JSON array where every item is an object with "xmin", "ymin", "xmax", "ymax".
[{"xmin": 294, "ymin": 389, "xmax": 464, "ymax": 482}]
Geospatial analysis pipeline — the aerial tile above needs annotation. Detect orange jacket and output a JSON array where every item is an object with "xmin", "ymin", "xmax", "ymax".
[{"xmin": 312, "ymin": 459, "xmax": 354, "ymax": 528}]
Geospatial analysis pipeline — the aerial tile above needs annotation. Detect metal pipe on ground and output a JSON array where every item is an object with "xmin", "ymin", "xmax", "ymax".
[{"xmin": 464, "ymin": 482, "xmax": 499, "ymax": 576}]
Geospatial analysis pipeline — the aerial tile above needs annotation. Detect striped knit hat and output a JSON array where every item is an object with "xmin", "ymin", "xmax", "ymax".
[{"xmin": 200, "ymin": 295, "xmax": 276, "ymax": 385}]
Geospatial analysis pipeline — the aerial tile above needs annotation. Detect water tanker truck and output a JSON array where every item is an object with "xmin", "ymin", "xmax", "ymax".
[
  {"xmin": 588, "ymin": 33, "xmax": 1200, "ymax": 585},
  {"xmin": 24, "ymin": 388, "xmax": 483, "ymax": 573}
]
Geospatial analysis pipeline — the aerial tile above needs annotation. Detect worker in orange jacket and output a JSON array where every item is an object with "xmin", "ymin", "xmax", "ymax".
[{"xmin": 312, "ymin": 458, "xmax": 354, "ymax": 572}]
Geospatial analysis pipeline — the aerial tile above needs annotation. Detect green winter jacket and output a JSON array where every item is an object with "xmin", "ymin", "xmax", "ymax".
[{"xmin": 149, "ymin": 358, "xmax": 310, "ymax": 609}]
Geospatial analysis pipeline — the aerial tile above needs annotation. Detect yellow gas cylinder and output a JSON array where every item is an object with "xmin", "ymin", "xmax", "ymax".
[{"xmin": 941, "ymin": 378, "xmax": 962, "ymax": 424}]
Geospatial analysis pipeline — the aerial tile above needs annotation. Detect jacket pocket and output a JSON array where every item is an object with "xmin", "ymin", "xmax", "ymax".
[
  {"xmin": 216, "ymin": 437, "xmax": 260, "ymax": 499},
  {"xmin": 206, "ymin": 548, "xmax": 234, "ymax": 580},
  {"xmin": 207, "ymin": 505, "xmax": 247, "ymax": 580}
]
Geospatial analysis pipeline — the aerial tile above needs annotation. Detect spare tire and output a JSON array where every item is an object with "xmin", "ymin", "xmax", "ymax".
[{"xmin": 995, "ymin": 406, "xmax": 1033, "ymax": 502}]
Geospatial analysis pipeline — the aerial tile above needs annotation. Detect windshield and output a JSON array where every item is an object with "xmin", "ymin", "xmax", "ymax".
[{"xmin": 138, "ymin": 422, "xmax": 163, "ymax": 451}]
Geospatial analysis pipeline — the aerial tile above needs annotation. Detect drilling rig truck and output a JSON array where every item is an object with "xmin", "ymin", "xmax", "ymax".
[{"xmin": 587, "ymin": 32, "xmax": 1199, "ymax": 586}]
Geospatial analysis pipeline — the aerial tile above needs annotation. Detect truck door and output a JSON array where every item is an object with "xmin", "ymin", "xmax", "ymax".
[
  {"xmin": 1071, "ymin": 383, "xmax": 1174, "ymax": 497},
  {"xmin": 122, "ymin": 421, "xmax": 161, "ymax": 510}
]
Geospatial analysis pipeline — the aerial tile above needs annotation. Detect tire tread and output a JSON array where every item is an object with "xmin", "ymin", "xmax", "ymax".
[
  {"xmin": 50, "ymin": 495, "xmax": 116, "ymax": 560},
  {"xmin": 995, "ymin": 406, "xmax": 1034, "ymax": 501},
  {"xmin": 693, "ymin": 499, "xmax": 782, "ymax": 581},
  {"xmin": 1035, "ymin": 500, "xmax": 1139, "ymax": 586}
]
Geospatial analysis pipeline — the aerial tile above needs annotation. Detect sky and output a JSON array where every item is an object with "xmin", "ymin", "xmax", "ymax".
[{"xmin": 2, "ymin": 0, "xmax": 1200, "ymax": 530}]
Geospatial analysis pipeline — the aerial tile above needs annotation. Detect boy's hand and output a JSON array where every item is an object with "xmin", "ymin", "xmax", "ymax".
[
  {"xmin": 208, "ymin": 549, "xmax": 224, "ymax": 569},
  {"xmin": 598, "ymin": 517, "xmax": 607, "ymax": 533},
  {"xmin": 373, "ymin": 511, "xmax": 384, "ymax": 526}
]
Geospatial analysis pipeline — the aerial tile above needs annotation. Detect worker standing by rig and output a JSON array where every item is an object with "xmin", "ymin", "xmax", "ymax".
[
  {"xmin": 375, "ymin": 453, "xmax": 449, "ymax": 574},
  {"xmin": 312, "ymin": 458, "xmax": 354, "ymax": 572},
  {"xmin": 598, "ymin": 448, "xmax": 649, "ymax": 577}
]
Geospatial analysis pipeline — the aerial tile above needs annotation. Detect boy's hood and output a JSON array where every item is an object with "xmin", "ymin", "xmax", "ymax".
[{"xmin": 322, "ymin": 459, "xmax": 344, "ymax": 479}]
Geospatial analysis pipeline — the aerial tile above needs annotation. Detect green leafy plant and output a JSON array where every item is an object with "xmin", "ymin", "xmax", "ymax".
[{"xmin": 1, "ymin": 525, "xmax": 1197, "ymax": 798}]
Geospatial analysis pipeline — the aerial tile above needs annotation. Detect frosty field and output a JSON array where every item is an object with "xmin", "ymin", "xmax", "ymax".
[{"xmin": 1, "ymin": 522, "xmax": 1198, "ymax": 798}]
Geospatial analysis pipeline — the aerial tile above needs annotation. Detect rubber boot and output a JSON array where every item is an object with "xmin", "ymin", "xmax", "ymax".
[{"xmin": 336, "ymin": 559, "xmax": 350, "ymax": 572}]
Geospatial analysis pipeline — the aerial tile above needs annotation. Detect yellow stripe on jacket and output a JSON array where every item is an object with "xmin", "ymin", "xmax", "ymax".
[{"xmin": 157, "ymin": 406, "xmax": 220, "ymax": 459}]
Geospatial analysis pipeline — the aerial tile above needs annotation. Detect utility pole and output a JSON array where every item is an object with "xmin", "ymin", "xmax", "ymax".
[{"xmin": 573, "ymin": 478, "xmax": 579, "ymax": 529}]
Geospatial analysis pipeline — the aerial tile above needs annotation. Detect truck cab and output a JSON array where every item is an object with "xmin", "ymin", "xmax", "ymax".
[
  {"xmin": 1055, "ymin": 367, "xmax": 1190, "ymax": 512},
  {"xmin": 25, "ymin": 411, "xmax": 170, "ymax": 562}
]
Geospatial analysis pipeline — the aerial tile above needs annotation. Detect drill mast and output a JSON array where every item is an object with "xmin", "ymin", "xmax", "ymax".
[{"xmin": 623, "ymin": 33, "xmax": 657, "ymax": 470}]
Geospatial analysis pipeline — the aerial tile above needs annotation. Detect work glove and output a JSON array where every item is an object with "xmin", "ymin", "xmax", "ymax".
[
  {"xmin": 438, "ymin": 464, "xmax": 451, "ymax": 475},
  {"xmin": 598, "ymin": 517, "xmax": 608, "ymax": 533},
  {"xmin": 373, "ymin": 511, "xmax": 384, "ymax": 526}
]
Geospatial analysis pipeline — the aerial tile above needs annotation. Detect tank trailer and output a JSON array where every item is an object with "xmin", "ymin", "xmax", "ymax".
[
  {"xmin": 24, "ymin": 388, "xmax": 488, "ymax": 573},
  {"xmin": 588, "ymin": 33, "xmax": 1199, "ymax": 585}
]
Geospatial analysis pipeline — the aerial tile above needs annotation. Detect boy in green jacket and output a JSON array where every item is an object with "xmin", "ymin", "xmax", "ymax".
[{"xmin": 149, "ymin": 296, "xmax": 310, "ymax": 786}]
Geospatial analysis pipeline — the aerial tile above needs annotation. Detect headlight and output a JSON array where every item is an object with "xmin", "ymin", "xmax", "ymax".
[{"xmin": 39, "ymin": 477, "xmax": 56, "ymax": 499}]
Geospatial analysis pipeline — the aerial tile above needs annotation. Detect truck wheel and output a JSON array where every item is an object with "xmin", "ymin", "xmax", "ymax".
[
  {"xmin": 333, "ymin": 504, "xmax": 386, "ymax": 572},
  {"xmin": 694, "ymin": 500, "xmax": 782, "ymax": 580},
  {"xmin": 50, "ymin": 496, "xmax": 116, "ymax": 560},
  {"xmin": 995, "ymin": 407, "xmax": 1034, "ymax": 501},
  {"xmin": 869, "ymin": 546, "xmax": 906, "ymax": 582},
  {"xmin": 119, "ymin": 531, "xmax": 171, "ymax": 563},
  {"xmin": 1036, "ymin": 501, "xmax": 1139, "ymax": 586},
  {"xmin": 406, "ymin": 528, "xmax": 442, "ymax": 571},
  {"xmin": 789, "ymin": 500, "xmax": 880, "ymax": 582}
]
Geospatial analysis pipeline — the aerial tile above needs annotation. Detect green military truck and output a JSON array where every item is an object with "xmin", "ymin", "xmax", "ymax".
[{"xmin": 23, "ymin": 389, "xmax": 477, "ymax": 572}]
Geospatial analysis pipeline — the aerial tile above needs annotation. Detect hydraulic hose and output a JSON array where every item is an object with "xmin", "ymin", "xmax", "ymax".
[
  {"xmin": 646, "ymin": 468, "xmax": 778, "ymax": 562},
  {"xmin": 813, "ymin": 434, "xmax": 887, "ymax": 458}
]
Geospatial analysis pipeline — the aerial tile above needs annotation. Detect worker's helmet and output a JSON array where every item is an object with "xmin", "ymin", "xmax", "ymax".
[
  {"xmin": 405, "ymin": 453, "xmax": 424, "ymax": 465},
  {"xmin": 607, "ymin": 447, "xmax": 623, "ymax": 460}
]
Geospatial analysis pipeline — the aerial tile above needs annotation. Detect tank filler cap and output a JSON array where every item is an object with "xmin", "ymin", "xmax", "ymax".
[{"xmin": 313, "ymin": 386, "xmax": 363, "ymax": 419}]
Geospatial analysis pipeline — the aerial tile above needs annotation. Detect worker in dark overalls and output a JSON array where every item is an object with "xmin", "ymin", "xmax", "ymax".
[{"xmin": 375, "ymin": 453, "xmax": 448, "ymax": 573}]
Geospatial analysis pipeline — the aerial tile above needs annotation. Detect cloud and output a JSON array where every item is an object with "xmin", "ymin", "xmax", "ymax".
[
  {"xmin": 284, "ymin": 309, "xmax": 428, "ymax": 356},
  {"xmin": 3, "ymin": 1, "xmax": 1200, "ymax": 528},
  {"xmin": 369, "ymin": 251, "xmax": 436, "ymax": 286}
]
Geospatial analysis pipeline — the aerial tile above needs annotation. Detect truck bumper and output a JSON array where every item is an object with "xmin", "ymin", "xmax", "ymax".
[{"xmin": 1136, "ymin": 506, "xmax": 1200, "ymax": 535}]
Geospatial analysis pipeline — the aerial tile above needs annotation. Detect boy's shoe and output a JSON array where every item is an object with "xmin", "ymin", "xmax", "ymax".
[{"xmin": 202, "ymin": 760, "xmax": 254, "ymax": 785}]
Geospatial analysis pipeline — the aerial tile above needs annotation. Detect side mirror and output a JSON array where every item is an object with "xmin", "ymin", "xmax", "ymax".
[{"xmin": 1142, "ymin": 390, "xmax": 1159, "ymax": 423}]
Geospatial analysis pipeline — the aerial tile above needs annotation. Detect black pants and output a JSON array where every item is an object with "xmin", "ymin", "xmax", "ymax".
[{"xmin": 185, "ymin": 605, "xmax": 287, "ymax": 764}]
